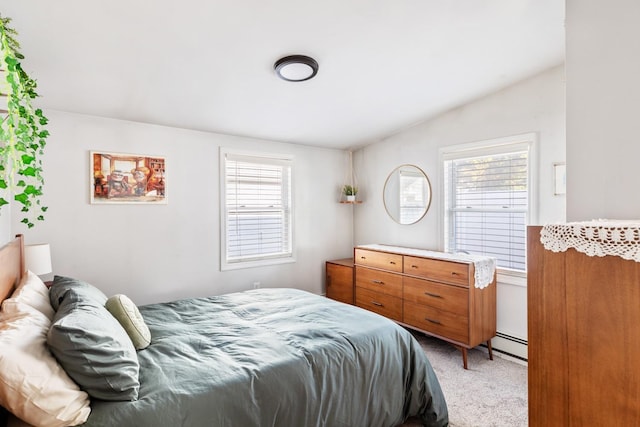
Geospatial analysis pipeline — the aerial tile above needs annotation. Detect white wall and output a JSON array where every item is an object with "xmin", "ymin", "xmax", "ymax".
[
  {"xmin": 353, "ymin": 65, "xmax": 566, "ymax": 357},
  {"xmin": 566, "ymin": 0, "xmax": 640, "ymax": 221},
  {"xmin": 9, "ymin": 111, "xmax": 353, "ymax": 305},
  {"xmin": 0, "ymin": 209, "xmax": 9, "ymax": 245}
]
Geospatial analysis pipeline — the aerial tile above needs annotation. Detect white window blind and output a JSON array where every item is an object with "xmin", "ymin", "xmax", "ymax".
[
  {"xmin": 443, "ymin": 141, "xmax": 530, "ymax": 271},
  {"xmin": 221, "ymin": 151, "xmax": 293, "ymax": 269}
]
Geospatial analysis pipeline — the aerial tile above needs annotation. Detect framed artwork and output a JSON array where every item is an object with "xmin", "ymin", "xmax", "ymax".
[
  {"xmin": 90, "ymin": 151, "xmax": 167, "ymax": 204},
  {"xmin": 553, "ymin": 162, "xmax": 566, "ymax": 195}
]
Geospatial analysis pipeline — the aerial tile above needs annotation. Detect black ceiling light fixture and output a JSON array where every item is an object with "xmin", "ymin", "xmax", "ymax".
[{"xmin": 274, "ymin": 55, "xmax": 319, "ymax": 82}]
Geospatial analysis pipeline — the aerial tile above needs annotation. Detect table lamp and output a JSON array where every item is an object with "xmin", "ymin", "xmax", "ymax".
[{"xmin": 25, "ymin": 243, "xmax": 52, "ymax": 281}]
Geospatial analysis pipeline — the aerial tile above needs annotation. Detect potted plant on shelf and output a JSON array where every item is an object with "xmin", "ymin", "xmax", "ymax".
[{"xmin": 342, "ymin": 184, "xmax": 358, "ymax": 202}]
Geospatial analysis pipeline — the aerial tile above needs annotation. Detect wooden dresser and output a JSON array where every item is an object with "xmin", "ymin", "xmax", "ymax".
[
  {"xmin": 325, "ymin": 258, "xmax": 354, "ymax": 305},
  {"xmin": 528, "ymin": 225, "xmax": 640, "ymax": 426},
  {"xmin": 354, "ymin": 244, "xmax": 496, "ymax": 369}
]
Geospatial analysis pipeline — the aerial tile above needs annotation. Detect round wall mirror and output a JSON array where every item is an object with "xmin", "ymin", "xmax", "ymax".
[{"xmin": 383, "ymin": 164, "xmax": 432, "ymax": 225}]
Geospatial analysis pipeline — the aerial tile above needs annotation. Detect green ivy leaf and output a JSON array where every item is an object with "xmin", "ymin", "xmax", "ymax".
[
  {"xmin": 14, "ymin": 192, "xmax": 29, "ymax": 205},
  {"xmin": 21, "ymin": 154, "xmax": 35, "ymax": 164},
  {"xmin": 0, "ymin": 198, "xmax": 8, "ymax": 207},
  {"xmin": 0, "ymin": 180, "xmax": 6, "ymax": 189},
  {"xmin": 16, "ymin": 180, "xmax": 26, "ymax": 187},
  {"xmin": 21, "ymin": 167, "xmax": 36, "ymax": 176},
  {"xmin": 24, "ymin": 185, "xmax": 38, "ymax": 195}
]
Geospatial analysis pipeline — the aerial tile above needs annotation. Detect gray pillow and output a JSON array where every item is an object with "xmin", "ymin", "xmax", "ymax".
[
  {"xmin": 47, "ymin": 298, "xmax": 140, "ymax": 401},
  {"xmin": 49, "ymin": 275, "xmax": 108, "ymax": 311}
]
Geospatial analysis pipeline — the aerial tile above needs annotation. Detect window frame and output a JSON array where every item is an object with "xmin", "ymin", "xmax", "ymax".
[
  {"xmin": 219, "ymin": 148, "xmax": 295, "ymax": 271},
  {"xmin": 439, "ymin": 133, "xmax": 538, "ymax": 277}
]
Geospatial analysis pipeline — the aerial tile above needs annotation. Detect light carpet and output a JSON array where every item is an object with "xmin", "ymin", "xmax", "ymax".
[{"xmin": 414, "ymin": 332, "xmax": 528, "ymax": 427}]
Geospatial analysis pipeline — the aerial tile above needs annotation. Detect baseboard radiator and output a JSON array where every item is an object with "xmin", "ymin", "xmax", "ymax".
[{"xmin": 486, "ymin": 332, "xmax": 528, "ymax": 361}]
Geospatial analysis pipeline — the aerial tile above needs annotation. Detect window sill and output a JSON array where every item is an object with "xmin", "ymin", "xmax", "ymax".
[
  {"xmin": 221, "ymin": 255, "xmax": 296, "ymax": 271},
  {"xmin": 497, "ymin": 268, "xmax": 527, "ymax": 287}
]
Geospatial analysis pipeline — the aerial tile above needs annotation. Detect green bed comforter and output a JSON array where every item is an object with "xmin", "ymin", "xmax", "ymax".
[{"xmin": 84, "ymin": 288, "xmax": 448, "ymax": 427}]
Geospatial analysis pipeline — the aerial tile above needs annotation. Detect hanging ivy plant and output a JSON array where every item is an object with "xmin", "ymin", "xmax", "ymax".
[{"xmin": 0, "ymin": 15, "xmax": 49, "ymax": 228}]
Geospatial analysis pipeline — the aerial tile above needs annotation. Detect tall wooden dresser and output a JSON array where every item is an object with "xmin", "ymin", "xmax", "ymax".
[
  {"xmin": 528, "ymin": 224, "xmax": 640, "ymax": 426},
  {"xmin": 354, "ymin": 244, "xmax": 496, "ymax": 369}
]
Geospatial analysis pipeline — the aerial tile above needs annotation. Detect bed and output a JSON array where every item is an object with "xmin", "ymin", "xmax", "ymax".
[{"xmin": 0, "ymin": 235, "xmax": 448, "ymax": 427}]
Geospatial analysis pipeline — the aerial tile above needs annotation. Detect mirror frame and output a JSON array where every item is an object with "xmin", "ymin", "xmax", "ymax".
[{"xmin": 383, "ymin": 164, "xmax": 432, "ymax": 225}]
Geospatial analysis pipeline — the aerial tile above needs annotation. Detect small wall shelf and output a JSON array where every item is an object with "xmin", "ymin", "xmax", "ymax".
[{"xmin": 340, "ymin": 200, "xmax": 363, "ymax": 204}]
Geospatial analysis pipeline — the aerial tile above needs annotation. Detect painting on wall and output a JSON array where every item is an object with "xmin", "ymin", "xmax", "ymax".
[{"xmin": 90, "ymin": 151, "xmax": 166, "ymax": 204}]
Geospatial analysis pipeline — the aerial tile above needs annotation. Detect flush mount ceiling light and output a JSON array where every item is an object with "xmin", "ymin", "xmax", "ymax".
[{"xmin": 274, "ymin": 55, "xmax": 319, "ymax": 82}]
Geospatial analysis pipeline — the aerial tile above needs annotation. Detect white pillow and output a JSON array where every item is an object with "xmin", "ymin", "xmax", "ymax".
[
  {"xmin": 0, "ymin": 300, "xmax": 91, "ymax": 427},
  {"xmin": 1, "ymin": 271, "xmax": 54, "ymax": 321}
]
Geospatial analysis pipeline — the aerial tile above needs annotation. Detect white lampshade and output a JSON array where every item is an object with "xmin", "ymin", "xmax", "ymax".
[{"xmin": 25, "ymin": 243, "xmax": 52, "ymax": 276}]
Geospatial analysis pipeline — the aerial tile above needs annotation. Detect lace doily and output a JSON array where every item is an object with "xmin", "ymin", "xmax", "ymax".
[
  {"xmin": 471, "ymin": 257, "xmax": 497, "ymax": 289},
  {"xmin": 357, "ymin": 244, "xmax": 496, "ymax": 289},
  {"xmin": 540, "ymin": 220, "xmax": 640, "ymax": 262}
]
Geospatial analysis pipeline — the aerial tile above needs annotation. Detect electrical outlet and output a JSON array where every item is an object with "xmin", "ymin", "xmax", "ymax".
[{"xmin": 252, "ymin": 281, "xmax": 261, "ymax": 289}]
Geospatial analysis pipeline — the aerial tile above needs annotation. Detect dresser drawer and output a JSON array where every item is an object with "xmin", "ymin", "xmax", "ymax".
[
  {"xmin": 355, "ymin": 266, "xmax": 403, "ymax": 298},
  {"xmin": 355, "ymin": 249, "xmax": 403, "ymax": 272},
  {"xmin": 356, "ymin": 288, "xmax": 403, "ymax": 321},
  {"xmin": 404, "ymin": 301, "xmax": 469, "ymax": 343},
  {"xmin": 403, "ymin": 276, "xmax": 468, "ymax": 316},
  {"xmin": 404, "ymin": 256, "xmax": 470, "ymax": 286}
]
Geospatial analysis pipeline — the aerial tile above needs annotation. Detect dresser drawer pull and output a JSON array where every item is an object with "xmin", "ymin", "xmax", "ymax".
[
  {"xmin": 389, "ymin": 261, "xmax": 396, "ymax": 265},
  {"xmin": 360, "ymin": 256, "xmax": 367, "ymax": 260},
  {"xmin": 372, "ymin": 280, "xmax": 385, "ymax": 285},
  {"xmin": 425, "ymin": 318, "xmax": 442, "ymax": 325},
  {"xmin": 451, "ymin": 272, "xmax": 460, "ymax": 276},
  {"xmin": 410, "ymin": 265, "xmax": 419, "ymax": 269},
  {"xmin": 371, "ymin": 301, "xmax": 384, "ymax": 307},
  {"xmin": 424, "ymin": 292, "xmax": 442, "ymax": 299}
]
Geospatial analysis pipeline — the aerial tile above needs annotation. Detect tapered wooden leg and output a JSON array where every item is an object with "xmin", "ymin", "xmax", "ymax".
[
  {"xmin": 461, "ymin": 348, "xmax": 468, "ymax": 369},
  {"xmin": 487, "ymin": 340, "xmax": 493, "ymax": 360}
]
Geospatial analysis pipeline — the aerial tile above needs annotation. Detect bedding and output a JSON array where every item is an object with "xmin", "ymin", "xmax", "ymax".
[
  {"xmin": 47, "ymin": 279, "xmax": 140, "ymax": 402},
  {"xmin": 84, "ymin": 288, "xmax": 448, "ymax": 427},
  {"xmin": 0, "ymin": 236, "xmax": 447, "ymax": 427},
  {"xmin": 0, "ymin": 283, "xmax": 91, "ymax": 427},
  {"xmin": 0, "ymin": 271, "xmax": 54, "ymax": 321},
  {"xmin": 48, "ymin": 275, "xmax": 108, "ymax": 310}
]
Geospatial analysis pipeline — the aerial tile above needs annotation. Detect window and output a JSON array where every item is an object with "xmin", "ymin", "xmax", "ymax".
[
  {"xmin": 442, "ymin": 135, "xmax": 534, "ymax": 272},
  {"xmin": 220, "ymin": 149, "xmax": 294, "ymax": 270}
]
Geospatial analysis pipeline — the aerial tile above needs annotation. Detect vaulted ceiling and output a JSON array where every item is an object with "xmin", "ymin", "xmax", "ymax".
[{"xmin": 1, "ymin": 0, "xmax": 564, "ymax": 149}]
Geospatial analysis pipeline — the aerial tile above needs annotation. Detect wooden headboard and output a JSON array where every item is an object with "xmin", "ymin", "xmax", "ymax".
[{"xmin": 0, "ymin": 234, "xmax": 25, "ymax": 303}]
